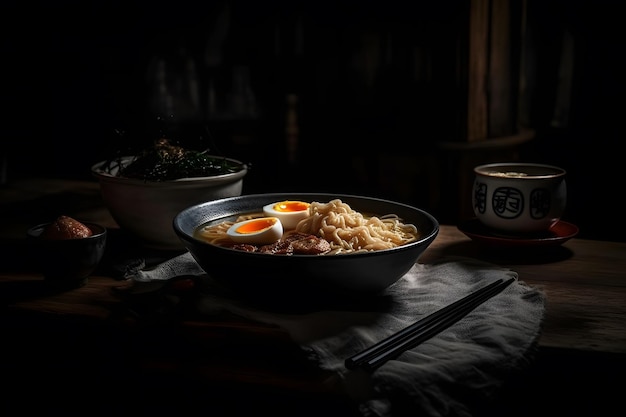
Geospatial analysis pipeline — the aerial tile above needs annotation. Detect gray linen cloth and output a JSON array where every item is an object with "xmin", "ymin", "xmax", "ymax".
[{"xmin": 132, "ymin": 253, "xmax": 545, "ymax": 417}]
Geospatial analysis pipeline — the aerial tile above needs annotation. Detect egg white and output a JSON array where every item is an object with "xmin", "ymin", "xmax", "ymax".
[
  {"xmin": 262, "ymin": 201, "xmax": 311, "ymax": 229},
  {"xmin": 226, "ymin": 216, "xmax": 283, "ymax": 245}
]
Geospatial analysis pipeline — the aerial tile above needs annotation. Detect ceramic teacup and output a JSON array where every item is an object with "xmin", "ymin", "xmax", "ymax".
[{"xmin": 472, "ymin": 162, "xmax": 567, "ymax": 235}]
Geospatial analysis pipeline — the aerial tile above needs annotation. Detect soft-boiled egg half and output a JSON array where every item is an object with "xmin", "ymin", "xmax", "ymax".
[
  {"xmin": 226, "ymin": 216, "xmax": 283, "ymax": 245},
  {"xmin": 262, "ymin": 200, "xmax": 311, "ymax": 229}
]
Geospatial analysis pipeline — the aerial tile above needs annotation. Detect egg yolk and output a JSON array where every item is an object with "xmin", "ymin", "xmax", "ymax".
[
  {"xmin": 272, "ymin": 201, "xmax": 310, "ymax": 212},
  {"xmin": 234, "ymin": 218, "xmax": 278, "ymax": 234}
]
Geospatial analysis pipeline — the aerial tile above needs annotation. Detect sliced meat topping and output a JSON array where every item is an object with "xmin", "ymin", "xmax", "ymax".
[
  {"xmin": 258, "ymin": 240, "xmax": 294, "ymax": 255},
  {"xmin": 228, "ymin": 232, "xmax": 332, "ymax": 255},
  {"xmin": 291, "ymin": 236, "xmax": 331, "ymax": 255},
  {"xmin": 228, "ymin": 243, "xmax": 258, "ymax": 252}
]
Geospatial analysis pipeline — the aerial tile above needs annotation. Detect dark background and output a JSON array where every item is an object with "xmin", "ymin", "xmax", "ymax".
[{"xmin": 2, "ymin": 0, "xmax": 625, "ymax": 241}]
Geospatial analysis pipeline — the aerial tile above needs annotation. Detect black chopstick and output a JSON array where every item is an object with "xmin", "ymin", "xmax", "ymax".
[
  {"xmin": 345, "ymin": 277, "xmax": 516, "ymax": 371},
  {"xmin": 345, "ymin": 278, "xmax": 508, "ymax": 369}
]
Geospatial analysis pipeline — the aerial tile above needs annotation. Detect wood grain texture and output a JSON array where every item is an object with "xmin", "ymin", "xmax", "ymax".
[{"xmin": 467, "ymin": 0, "xmax": 489, "ymax": 141}]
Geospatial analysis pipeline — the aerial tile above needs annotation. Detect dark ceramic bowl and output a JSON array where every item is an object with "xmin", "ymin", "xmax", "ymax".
[
  {"xmin": 173, "ymin": 193, "xmax": 439, "ymax": 302},
  {"xmin": 26, "ymin": 221, "xmax": 107, "ymax": 289}
]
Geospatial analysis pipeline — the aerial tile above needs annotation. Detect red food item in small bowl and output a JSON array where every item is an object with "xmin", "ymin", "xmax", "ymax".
[
  {"xmin": 41, "ymin": 215, "xmax": 93, "ymax": 240},
  {"xmin": 27, "ymin": 217, "xmax": 107, "ymax": 289}
]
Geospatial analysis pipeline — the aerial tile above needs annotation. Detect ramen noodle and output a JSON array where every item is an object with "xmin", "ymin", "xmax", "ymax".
[
  {"xmin": 294, "ymin": 199, "xmax": 418, "ymax": 254},
  {"xmin": 195, "ymin": 199, "xmax": 419, "ymax": 255}
]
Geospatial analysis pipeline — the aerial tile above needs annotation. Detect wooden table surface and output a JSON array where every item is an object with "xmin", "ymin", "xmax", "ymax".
[
  {"xmin": 1, "ymin": 178, "xmax": 625, "ymax": 416},
  {"xmin": 422, "ymin": 226, "xmax": 626, "ymax": 355}
]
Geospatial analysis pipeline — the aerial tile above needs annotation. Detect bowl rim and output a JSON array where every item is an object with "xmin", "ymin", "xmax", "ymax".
[
  {"xmin": 474, "ymin": 162, "xmax": 566, "ymax": 179},
  {"xmin": 173, "ymin": 192, "xmax": 440, "ymax": 259},
  {"xmin": 90, "ymin": 155, "xmax": 248, "ymax": 185}
]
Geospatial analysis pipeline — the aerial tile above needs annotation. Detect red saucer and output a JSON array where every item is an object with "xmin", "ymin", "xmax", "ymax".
[{"xmin": 457, "ymin": 219, "xmax": 579, "ymax": 248}]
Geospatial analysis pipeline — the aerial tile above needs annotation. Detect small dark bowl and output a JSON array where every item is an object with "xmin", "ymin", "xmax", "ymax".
[
  {"xmin": 26, "ymin": 222, "xmax": 107, "ymax": 289},
  {"xmin": 173, "ymin": 193, "xmax": 439, "ymax": 303}
]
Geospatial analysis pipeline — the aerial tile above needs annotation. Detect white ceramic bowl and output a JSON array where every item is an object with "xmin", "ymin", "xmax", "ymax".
[
  {"xmin": 91, "ymin": 156, "xmax": 247, "ymax": 250},
  {"xmin": 472, "ymin": 162, "xmax": 567, "ymax": 234}
]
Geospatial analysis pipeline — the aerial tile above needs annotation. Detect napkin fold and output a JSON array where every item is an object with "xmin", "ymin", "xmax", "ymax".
[{"xmin": 131, "ymin": 253, "xmax": 545, "ymax": 417}]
